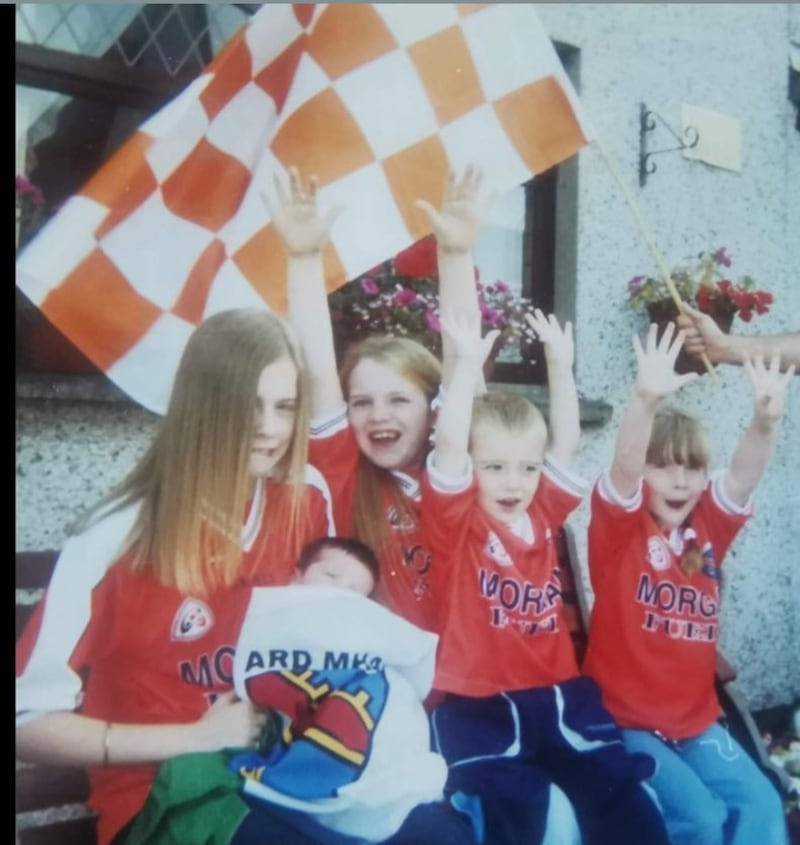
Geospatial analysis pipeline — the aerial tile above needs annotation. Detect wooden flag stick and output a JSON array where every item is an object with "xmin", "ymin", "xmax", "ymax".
[{"xmin": 593, "ymin": 136, "xmax": 716, "ymax": 378}]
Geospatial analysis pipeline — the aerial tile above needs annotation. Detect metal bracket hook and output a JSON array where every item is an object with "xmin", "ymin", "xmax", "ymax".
[{"xmin": 639, "ymin": 103, "xmax": 700, "ymax": 187}]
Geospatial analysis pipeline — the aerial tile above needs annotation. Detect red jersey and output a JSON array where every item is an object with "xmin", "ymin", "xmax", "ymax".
[
  {"xmin": 309, "ymin": 407, "xmax": 438, "ymax": 631},
  {"xmin": 583, "ymin": 473, "xmax": 751, "ymax": 741},
  {"xmin": 16, "ymin": 474, "xmax": 333, "ymax": 845},
  {"xmin": 421, "ymin": 456, "xmax": 588, "ymax": 697}
]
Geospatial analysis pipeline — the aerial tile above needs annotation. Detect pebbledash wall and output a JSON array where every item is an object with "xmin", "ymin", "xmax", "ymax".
[{"xmin": 15, "ymin": 4, "xmax": 800, "ymax": 710}]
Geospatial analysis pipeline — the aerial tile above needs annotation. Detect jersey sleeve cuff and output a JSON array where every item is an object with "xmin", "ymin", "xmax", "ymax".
[
  {"xmin": 425, "ymin": 452, "xmax": 473, "ymax": 494},
  {"xmin": 543, "ymin": 454, "xmax": 590, "ymax": 499},
  {"xmin": 310, "ymin": 404, "xmax": 348, "ymax": 439},
  {"xmin": 597, "ymin": 470, "xmax": 643, "ymax": 511},
  {"xmin": 711, "ymin": 472, "xmax": 754, "ymax": 516}
]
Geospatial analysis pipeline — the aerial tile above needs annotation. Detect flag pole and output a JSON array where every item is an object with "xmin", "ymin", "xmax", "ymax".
[{"xmin": 592, "ymin": 137, "xmax": 716, "ymax": 378}]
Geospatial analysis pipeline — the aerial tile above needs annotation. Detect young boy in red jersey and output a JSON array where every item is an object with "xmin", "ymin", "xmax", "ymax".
[
  {"xmin": 583, "ymin": 322, "xmax": 793, "ymax": 845},
  {"xmin": 421, "ymin": 312, "xmax": 668, "ymax": 845}
]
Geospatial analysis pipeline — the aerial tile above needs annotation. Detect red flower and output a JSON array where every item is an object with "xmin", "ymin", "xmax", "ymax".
[{"xmin": 393, "ymin": 236, "xmax": 438, "ymax": 278}]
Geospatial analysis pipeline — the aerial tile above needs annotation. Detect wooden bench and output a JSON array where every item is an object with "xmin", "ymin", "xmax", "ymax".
[{"xmin": 15, "ymin": 535, "xmax": 792, "ymax": 844}]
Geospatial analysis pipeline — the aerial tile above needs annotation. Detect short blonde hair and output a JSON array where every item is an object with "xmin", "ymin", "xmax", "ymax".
[
  {"xmin": 470, "ymin": 390, "xmax": 548, "ymax": 445},
  {"xmin": 646, "ymin": 408, "xmax": 710, "ymax": 469}
]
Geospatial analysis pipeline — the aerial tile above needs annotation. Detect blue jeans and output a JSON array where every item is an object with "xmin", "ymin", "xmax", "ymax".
[{"xmin": 622, "ymin": 722, "xmax": 788, "ymax": 845}]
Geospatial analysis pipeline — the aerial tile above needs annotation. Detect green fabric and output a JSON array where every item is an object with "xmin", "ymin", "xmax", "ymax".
[{"xmin": 125, "ymin": 749, "xmax": 250, "ymax": 845}]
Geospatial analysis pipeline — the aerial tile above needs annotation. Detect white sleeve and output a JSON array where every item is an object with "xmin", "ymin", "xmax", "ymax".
[{"xmin": 16, "ymin": 503, "xmax": 140, "ymax": 725}]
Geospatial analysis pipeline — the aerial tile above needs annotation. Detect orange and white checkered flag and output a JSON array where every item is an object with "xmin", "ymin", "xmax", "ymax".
[{"xmin": 16, "ymin": 4, "xmax": 593, "ymax": 413}]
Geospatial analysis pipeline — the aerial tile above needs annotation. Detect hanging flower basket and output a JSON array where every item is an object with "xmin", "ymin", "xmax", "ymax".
[
  {"xmin": 627, "ymin": 247, "xmax": 773, "ymax": 375},
  {"xmin": 646, "ymin": 299, "xmax": 734, "ymax": 374}
]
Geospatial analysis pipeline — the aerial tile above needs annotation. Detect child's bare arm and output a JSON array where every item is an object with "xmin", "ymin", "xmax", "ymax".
[
  {"xmin": 525, "ymin": 310, "xmax": 578, "ymax": 467},
  {"xmin": 432, "ymin": 313, "xmax": 498, "ymax": 478},
  {"xmin": 611, "ymin": 323, "xmax": 698, "ymax": 498},
  {"xmin": 264, "ymin": 166, "xmax": 343, "ymax": 418},
  {"xmin": 723, "ymin": 351, "xmax": 795, "ymax": 505},
  {"xmin": 416, "ymin": 166, "xmax": 492, "ymax": 391}
]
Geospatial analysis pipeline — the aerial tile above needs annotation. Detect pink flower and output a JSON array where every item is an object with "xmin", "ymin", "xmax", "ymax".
[
  {"xmin": 424, "ymin": 310, "xmax": 441, "ymax": 332},
  {"xmin": 392, "ymin": 288, "xmax": 418, "ymax": 307},
  {"xmin": 360, "ymin": 277, "xmax": 379, "ymax": 295},
  {"xmin": 16, "ymin": 175, "xmax": 44, "ymax": 205},
  {"xmin": 493, "ymin": 280, "xmax": 510, "ymax": 293}
]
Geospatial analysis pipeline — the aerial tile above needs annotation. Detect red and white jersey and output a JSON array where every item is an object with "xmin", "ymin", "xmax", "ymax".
[
  {"xmin": 310, "ymin": 407, "xmax": 438, "ymax": 631},
  {"xmin": 583, "ymin": 473, "xmax": 751, "ymax": 741},
  {"xmin": 16, "ymin": 473, "xmax": 333, "ymax": 845},
  {"xmin": 421, "ymin": 455, "xmax": 588, "ymax": 697}
]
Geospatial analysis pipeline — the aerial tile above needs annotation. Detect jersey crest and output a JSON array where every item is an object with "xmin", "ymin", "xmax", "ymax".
[
  {"xmin": 646, "ymin": 536, "xmax": 671, "ymax": 572},
  {"xmin": 484, "ymin": 531, "xmax": 513, "ymax": 567},
  {"xmin": 387, "ymin": 504, "xmax": 417, "ymax": 534},
  {"xmin": 171, "ymin": 598, "xmax": 215, "ymax": 642}
]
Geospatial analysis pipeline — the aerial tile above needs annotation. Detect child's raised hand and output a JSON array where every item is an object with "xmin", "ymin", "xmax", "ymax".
[
  {"xmin": 441, "ymin": 312, "xmax": 500, "ymax": 372},
  {"xmin": 634, "ymin": 322, "xmax": 698, "ymax": 401},
  {"xmin": 525, "ymin": 309, "xmax": 574, "ymax": 369},
  {"xmin": 262, "ymin": 166, "xmax": 341, "ymax": 257},
  {"xmin": 743, "ymin": 350, "xmax": 795, "ymax": 426},
  {"xmin": 415, "ymin": 165, "xmax": 492, "ymax": 253}
]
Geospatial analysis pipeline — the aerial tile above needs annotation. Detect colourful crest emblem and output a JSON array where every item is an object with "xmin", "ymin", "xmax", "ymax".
[{"xmin": 171, "ymin": 598, "xmax": 214, "ymax": 642}]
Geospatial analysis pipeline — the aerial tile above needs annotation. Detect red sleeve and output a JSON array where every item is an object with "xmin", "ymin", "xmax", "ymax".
[
  {"xmin": 308, "ymin": 423, "xmax": 359, "ymax": 534},
  {"xmin": 693, "ymin": 480, "xmax": 751, "ymax": 566},
  {"xmin": 419, "ymin": 471, "xmax": 476, "ymax": 590},
  {"xmin": 534, "ymin": 471, "xmax": 584, "ymax": 532}
]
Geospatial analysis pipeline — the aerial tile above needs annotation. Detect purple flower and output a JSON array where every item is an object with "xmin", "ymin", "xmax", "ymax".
[
  {"xmin": 359, "ymin": 277, "xmax": 379, "ymax": 295},
  {"xmin": 627, "ymin": 275, "xmax": 645, "ymax": 294},
  {"xmin": 481, "ymin": 306, "xmax": 505, "ymax": 328},
  {"xmin": 493, "ymin": 280, "xmax": 510, "ymax": 293},
  {"xmin": 713, "ymin": 247, "xmax": 732, "ymax": 268},
  {"xmin": 392, "ymin": 288, "xmax": 418, "ymax": 307}
]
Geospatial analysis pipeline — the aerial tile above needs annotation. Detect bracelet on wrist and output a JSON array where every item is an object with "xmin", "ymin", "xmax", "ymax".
[{"xmin": 102, "ymin": 721, "xmax": 113, "ymax": 767}]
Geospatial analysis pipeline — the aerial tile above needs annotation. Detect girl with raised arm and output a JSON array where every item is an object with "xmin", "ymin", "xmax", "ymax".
[{"xmin": 584, "ymin": 322, "xmax": 794, "ymax": 845}]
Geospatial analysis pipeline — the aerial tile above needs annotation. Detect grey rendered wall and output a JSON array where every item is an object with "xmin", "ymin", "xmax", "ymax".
[{"xmin": 15, "ymin": 3, "xmax": 800, "ymax": 709}]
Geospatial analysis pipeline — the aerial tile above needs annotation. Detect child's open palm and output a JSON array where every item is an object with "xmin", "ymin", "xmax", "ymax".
[
  {"xmin": 525, "ymin": 309, "xmax": 574, "ymax": 369},
  {"xmin": 743, "ymin": 351, "xmax": 795, "ymax": 425},
  {"xmin": 634, "ymin": 322, "xmax": 698, "ymax": 400},
  {"xmin": 415, "ymin": 166, "xmax": 492, "ymax": 253},
  {"xmin": 441, "ymin": 312, "xmax": 500, "ymax": 372},
  {"xmin": 262, "ymin": 166, "xmax": 341, "ymax": 256}
]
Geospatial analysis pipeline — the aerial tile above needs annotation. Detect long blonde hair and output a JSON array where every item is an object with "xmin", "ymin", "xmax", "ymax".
[
  {"xmin": 86, "ymin": 309, "xmax": 311, "ymax": 594},
  {"xmin": 647, "ymin": 408, "xmax": 711, "ymax": 575},
  {"xmin": 338, "ymin": 335, "xmax": 441, "ymax": 558}
]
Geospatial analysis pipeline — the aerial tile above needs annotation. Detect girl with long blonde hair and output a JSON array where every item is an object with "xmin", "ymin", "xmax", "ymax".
[{"xmin": 16, "ymin": 308, "xmax": 335, "ymax": 845}]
